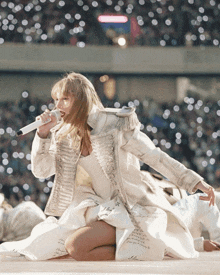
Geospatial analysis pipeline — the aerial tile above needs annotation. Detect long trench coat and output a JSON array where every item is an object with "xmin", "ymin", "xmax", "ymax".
[{"xmin": 0, "ymin": 105, "xmax": 204, "ymax": 261}]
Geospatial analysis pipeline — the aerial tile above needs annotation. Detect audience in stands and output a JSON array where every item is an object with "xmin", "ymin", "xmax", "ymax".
[{"xmin": 0, "ymin": 0, "xmax": 219, "ymax": 47}]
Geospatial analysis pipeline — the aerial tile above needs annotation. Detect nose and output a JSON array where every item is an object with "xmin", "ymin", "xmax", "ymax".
[{"xmin": 56, "ymin": 100, "xmax": 62, "ymax": 109}]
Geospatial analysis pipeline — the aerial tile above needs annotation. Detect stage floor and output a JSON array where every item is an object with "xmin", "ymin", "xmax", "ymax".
[{"xmin": 1, "ymin": 251, "xmax": 220, "ymax": 275}]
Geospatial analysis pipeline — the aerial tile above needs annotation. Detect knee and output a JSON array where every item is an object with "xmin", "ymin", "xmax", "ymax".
[{"xmin": 65, "ymin": 235, "xmax": 86, "ymax": 261}]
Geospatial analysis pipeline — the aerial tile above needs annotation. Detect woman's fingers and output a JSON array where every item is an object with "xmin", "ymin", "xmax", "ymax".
[
  {"xmin": 41, "ymin": 109, "xmax": 51, "ymax": 123},
  {"xmin": 196, "ymin": 181, "xmax": 215, "ymax": 207},
  {"xmin": 204, "ymin": 240, "xmax": 220, "ymax": 251},
  {"xmin": 36, "ymin": 109, "xmax": 51, "ymax": 123},
  {"xmin": 211, "ymin": 241, "xmax": 220, "ymax": 249},
  {"xmin": 36, "ymin": 109, "xmax": 58, "ymax": 139},
  {"xmin": 199, "ymin": 187, "xmax": 215, "ymax": 206}
]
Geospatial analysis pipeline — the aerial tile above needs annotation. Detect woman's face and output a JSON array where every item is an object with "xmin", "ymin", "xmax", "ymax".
[{"xmin": 54, "ymin": 92, "xmax": 74, "ymax": 119}]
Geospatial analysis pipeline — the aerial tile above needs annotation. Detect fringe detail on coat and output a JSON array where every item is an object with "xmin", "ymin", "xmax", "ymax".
[{"xmin": 116, "ymin": 112, "xmax": 141, "ymax": 132}]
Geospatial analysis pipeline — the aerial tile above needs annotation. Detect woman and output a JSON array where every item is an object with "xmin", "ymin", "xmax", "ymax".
[{"xmin": 0, "ymin": 72, "xmax": 215, "ymax": 261}]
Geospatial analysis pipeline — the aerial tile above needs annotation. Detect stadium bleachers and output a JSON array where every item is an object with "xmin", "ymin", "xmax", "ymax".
[{"xmin": 0, "ymin": 0, "xmax": 219, "ymax": 47}]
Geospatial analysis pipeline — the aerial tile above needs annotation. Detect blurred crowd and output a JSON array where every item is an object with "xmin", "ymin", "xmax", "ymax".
[
  {"xmin": 0, "ymin": 88, "xmax": 219, "ymax": 210},
  {"xmin": 0, "ymin": 0, "xmax": 219, "ymax": 47}
]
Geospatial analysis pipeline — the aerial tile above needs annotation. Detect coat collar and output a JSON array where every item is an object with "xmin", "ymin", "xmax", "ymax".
[{"xmin": 87, "ymin": 105, "xmax": 102, "ymax": 129}]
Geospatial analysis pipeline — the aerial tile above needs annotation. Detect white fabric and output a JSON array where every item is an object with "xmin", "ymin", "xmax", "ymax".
[
  {"xmin": 173, "ymin": 194, "xmax": 220, "ymax": 244},
  {"xmin": 79, "ymin": 151, "xmax": 112, "ymax": 200},
  {"xmin": 0, "ymin": 201, "xmax": 46, "ymax": 242},
  {"xmin": 0, "ymin": 194, "xmax": 198, "ymax": 261},
  {"xmin": 0, "ymin": 153, "xmax": 198, "ymax": 261}
]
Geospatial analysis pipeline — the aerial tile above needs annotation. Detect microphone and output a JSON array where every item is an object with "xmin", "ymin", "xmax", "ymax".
[{"xmin": 16, "ymin": 109, "xmax": 61, "ymax": 136}]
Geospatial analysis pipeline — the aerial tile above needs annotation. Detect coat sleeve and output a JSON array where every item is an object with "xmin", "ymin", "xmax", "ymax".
[
  {"xmin": 31, "ymin": 132, "xmax": 56, "ymax": 178},
  {"xmin": 121, "ymin": 127, "xmax": 203, "ymax": 194},
  {"xmin": 194, "ymin": 237, "xmax": 204, "ymax": 252}
]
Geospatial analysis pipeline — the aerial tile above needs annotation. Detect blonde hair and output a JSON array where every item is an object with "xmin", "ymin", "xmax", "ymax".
[{"xmin": 51, "ymin": 72, "xmax": 103, "ymax": 152}]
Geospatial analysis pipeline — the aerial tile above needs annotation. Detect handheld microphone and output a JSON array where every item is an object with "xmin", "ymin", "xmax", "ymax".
[{"xmin": 16, "ymin": 109, "xmax": 61, "ymax": 136}]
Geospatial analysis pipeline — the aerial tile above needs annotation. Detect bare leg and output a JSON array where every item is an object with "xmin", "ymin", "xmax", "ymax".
[{"xmin": 65, "ymin": 220, "xmax": 116, "ymax": 261}]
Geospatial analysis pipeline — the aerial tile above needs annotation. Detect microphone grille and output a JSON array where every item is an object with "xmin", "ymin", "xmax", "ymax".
[{"xmin": 51, "ymin": 109, "xmax": 61, "ymax": 121}]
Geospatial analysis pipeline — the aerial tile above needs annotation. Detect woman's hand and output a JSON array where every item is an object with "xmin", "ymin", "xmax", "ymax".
[
  {"xmin": 204, "ymin": 240, "xmax": 220, "ymax": 252},
  {"xmin": 194, "ymin": 181, "xmax": 215, "ymax": 206},
  {"xmin": 36, "ymin": 109, "xmax": 58, "ymax": 139}
]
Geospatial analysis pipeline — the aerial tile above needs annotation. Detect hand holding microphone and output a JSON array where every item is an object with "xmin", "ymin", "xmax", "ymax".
[{"xmin": 17, "ymin": 109, "xmax": 61, "ymax": 138}]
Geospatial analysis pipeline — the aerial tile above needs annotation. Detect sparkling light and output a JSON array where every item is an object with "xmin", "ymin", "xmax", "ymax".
[
  {"xmin": 41, "ymin": 105, "xmax": 47, "ymax": 111},
  {"xmin": 19, "ymin": 152, "xmax": 25, "ymax": 159},
  {"xmin": 44, "ymin": 187, "xmax": 50, "ymax": 193},
  {"xmin": 146, "ymin": 125, "xmax": 152, "ymax": 132},
  {"xmin": 187, "ymin": 105, "xmax": 193, "ymax": 111},
  {"xmin": 22, "ymin": 91, "xmax": 29, "ymax": 98},
  {"xmin": 197, "ymin": 117, "xmax": 203, "ymax": 123},
  {"xmin": 83, "ymin": 5, "xmax": 89, "ymax": 11},
  {"xmin": 0, "ymin": 129, "xmax": 5, "ymax": 135},
  {"xmin": 26, "ymin": 154, "xmax": 31, "ymax": 160},
  {"xmin": 118, "ymin": 37, "xmax": 126, "ymax": 46},
  {"xmin": 29, "ymin": 105, "xmax": 36, "ymax": 112},
  {"xmin": 210, "ymin": 158, "xmax": 215, "ymax": 165},
  {"xmin": 176, "ymin": 139, "xmax": 181, "ymax": 144},
  {"xmin": 206, "ymin": 150, "xmax": 212, "ymax": 157},
  {"xmin": 2, "ymin": 153, "xmax": 8, "ymax": 159},
  {"xmin": 165, "ymin": 142, "xmax": 171, "ymax": 149},
  {"xmin": 152, "ymin": 127, "xmax": 158, "ymax": 133},
  {"xmin": 92, "ymin": 1, "xmax": 98, "ymax": 7},
  {"xmin": 139, "ymin": 0, "xmax": 145, "ymax": 5},
  {"xmin": 13, "ymin": 186, "xmax": 19, "ymax": 193},
  {"xmin": 165, "ymin": 19, "xmax": 172, "ymax": 26},
  {"xmin": 106, "ymin": 0, "xmax": 112, "ymax": 5},
  {"xmin": 152, "ymin": 19, "xmax": 158, "ymax": 26},
  {"xmin": 25, "ymin": 196, "xmax": 31, "ymax": 201},
  {"xmin": 153, "ymin": 139, "xmax": 158, "ymax": 145},
  {"xmin": 23, "ymin": 183, "xmax": 30, "ymax": 190},
  {"xmin": 168, "ymin": 5, "xmax": 174, "ymax": 12},
  {"xmin": 47, "ymin": 181, "xmax": 53, "ymax": 188},
  {"xmin": 77, "ymin": 41, "xmax": 85, "ymax": 47},
  {"xmin": 77, "ymin": 0, "xmax": 83, "ymax": 6},
  {"xmin": 114, "ymin": 102, "xmax": 120, "ymax": 108},
  {"xmin": 160, "ymin": 40, "xmax": 166, "ymax": 46},
  {"xmin": 2, "ymin": 159, "xmax": 9, "ymax": 165},
  {"xmin": 11, "ymin": 140, "xmax": 17, "ymax": 146}
]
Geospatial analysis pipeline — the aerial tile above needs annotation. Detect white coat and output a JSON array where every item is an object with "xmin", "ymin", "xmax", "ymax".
[{"xmin": 0, "ymin": 106, "xmax": 204, "ymax": 261}]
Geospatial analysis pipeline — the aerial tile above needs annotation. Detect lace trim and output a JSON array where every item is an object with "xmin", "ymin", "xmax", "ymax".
[
  {"xmin": 45, "ymin": 138, "xmax": 81, "ymax": 216},
  {"xmin": 92, "ymin": 133, "xmax": 117, "ymax": 187}
]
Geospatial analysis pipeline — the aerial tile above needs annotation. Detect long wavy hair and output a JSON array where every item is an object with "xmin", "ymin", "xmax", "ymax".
[{"xmin": 51, "ymin": 72, "xmax": 104, "ymax": 153}]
